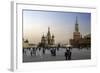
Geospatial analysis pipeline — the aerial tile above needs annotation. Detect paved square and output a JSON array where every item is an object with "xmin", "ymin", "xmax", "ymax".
[{"xmin": 23, "ymin": 48, "xmax": 91, "ymax": 62}]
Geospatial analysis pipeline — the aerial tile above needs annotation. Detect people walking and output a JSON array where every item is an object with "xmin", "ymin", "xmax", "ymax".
[
  {"xmin": 39, "ymin": 48, "xmax": 43, "ymax": 58},
  {"xmin": 50, "ymin": 48, "xmax": 56, "ymax": 56},
  {"xmin": 65, "ymin": 49, "xmax": 72, "ymax": 60},
  {"xmin": 43, "ymin": 48, "xmax": 45, "ymax": 55},
  {"xmin": 36, "ymin": 48, "xmax": 39, "ymax": 56}
]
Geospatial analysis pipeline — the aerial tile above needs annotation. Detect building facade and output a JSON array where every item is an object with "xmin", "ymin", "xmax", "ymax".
[
  {"xmin": 70, "ymin": 17, "xmax": 91, "ymax": 48},
  {"xmin": 40, "ymin": 27, "xmax": 55, "ymax": 47}
]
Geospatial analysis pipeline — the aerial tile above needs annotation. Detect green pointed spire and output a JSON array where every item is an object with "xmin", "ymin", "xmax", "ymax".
[{"xmin": 75, "ymin": 16, "xmax": 79, "ymax": 32}]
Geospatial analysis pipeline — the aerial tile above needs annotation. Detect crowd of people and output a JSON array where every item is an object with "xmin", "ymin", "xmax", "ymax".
[{"xmin": 23, "ymin": 47, "xmax": 72, "ymax": 60}]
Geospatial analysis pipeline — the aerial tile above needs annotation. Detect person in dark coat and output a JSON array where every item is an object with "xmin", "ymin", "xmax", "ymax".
[
  {"xmin": 65, "ymin": 50, "xmax": 69, "ymax": 60},
  {"xmin": 43, "ymin": 48, "xmax": 45, "ymax": 55},
  {"xmin": 53, "ymin": 48, "xmax": 56, "ymax": 56},
  {"xmin": 50, "ymin": 48, "xmax": 56, "ymax": 56},
  {"xmin": 65, "ymin": 49, "xmax": 72, "ymax": 60},
  {"xmin": 68, "ymin": 50, "xmax": 71, "ymax": 60}
]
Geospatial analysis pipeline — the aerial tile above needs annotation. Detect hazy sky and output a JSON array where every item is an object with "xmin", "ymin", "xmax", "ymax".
[{"xmin": 23, "ymin": 10, "xmax": 91, "ymax": 44}]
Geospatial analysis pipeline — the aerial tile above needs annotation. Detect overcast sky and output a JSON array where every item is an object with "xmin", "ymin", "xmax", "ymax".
[{"xmin": 23, "ymin": 10, "xmax": 91, "ymax": 44}]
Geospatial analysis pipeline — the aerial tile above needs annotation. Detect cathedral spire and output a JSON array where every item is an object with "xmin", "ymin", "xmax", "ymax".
[
  {"xmin": 47, "ymin": 27, "xmax": 51, "ymax": 45},
  {"xmin": 75, "ymin": 16, "xmax": 79, "ymax": 32},
  {"xmin": 47, "ymin": 27, "xmax": 51, "ymax": 36},
  {"xmin": 48, "ymin": 27, "xmax": 50, "ymax": 32},
  {"xmin": 76, "ymin": 16, "xmax": 78, "ymax": 24}
]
